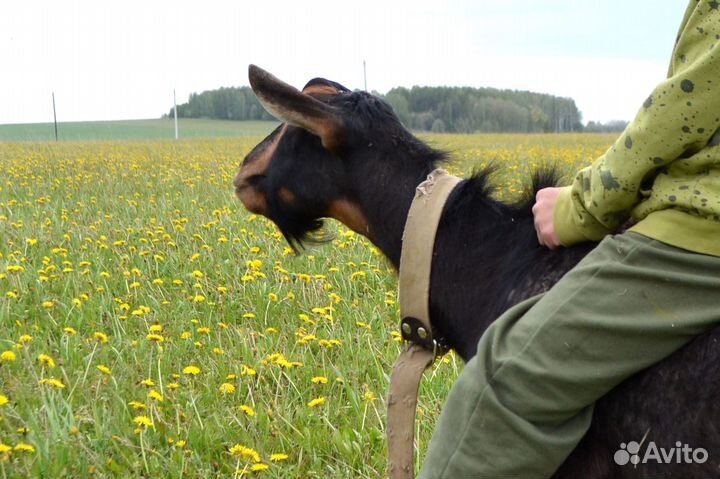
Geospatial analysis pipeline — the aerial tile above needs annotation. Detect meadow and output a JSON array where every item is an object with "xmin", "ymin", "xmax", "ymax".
[{"xmin": 0, "ymin": 132, "xmax": 616, "ymax": 477}]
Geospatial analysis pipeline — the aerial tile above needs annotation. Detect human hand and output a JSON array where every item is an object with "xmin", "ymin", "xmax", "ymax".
[{"xmin": 532, "ymin": 187, "xmax": 563, "ymax": 249}]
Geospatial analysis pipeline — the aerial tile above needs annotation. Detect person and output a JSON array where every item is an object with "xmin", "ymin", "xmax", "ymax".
[{"xmin": 418, "ymin": 2, "xmax": 720, "ymax": 477}]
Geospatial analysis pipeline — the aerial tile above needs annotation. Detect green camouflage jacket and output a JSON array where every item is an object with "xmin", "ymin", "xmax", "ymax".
[{"xmin": 554, "ymin": 0, "xmax": 720, "ymax": 256}]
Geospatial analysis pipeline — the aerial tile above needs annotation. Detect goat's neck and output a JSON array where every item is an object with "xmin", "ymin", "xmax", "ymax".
[{"xmin": 352, "ymin": 161, "xmax": 436, "ymax": 269}]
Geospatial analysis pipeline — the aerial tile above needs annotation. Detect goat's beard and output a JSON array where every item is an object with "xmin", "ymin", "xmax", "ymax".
[{"xmin": 267, "ymin": 196, "xmax": 326, "ymax": 251}]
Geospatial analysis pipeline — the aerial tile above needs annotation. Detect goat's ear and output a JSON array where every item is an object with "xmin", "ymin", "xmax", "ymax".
[{"xmin": 249, "ymin": 65, "xmax": 343, "ymax": 151}]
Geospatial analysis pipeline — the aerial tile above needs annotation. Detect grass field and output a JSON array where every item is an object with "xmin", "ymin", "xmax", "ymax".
[
  {"xmin": 0, "ymin": 119, "xmax": 279, "ymax": 142},
  {"xmin": 0, "ymin": 132, "xmax": 616, "ymax": 477}
]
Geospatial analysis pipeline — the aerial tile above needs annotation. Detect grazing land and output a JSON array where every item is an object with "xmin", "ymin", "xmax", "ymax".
[
  {"xmin": 0, "ymin": 133, "xmax": 615, "ymax": 477},
  {"xmin": 0, "ymin": 119, "xmax": 278, "ymax": 142}
]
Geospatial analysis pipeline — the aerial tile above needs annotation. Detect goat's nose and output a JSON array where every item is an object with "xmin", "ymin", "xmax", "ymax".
[{"xmin": 233, "ymin": 172, "xmax": 244, "ymax": 189}]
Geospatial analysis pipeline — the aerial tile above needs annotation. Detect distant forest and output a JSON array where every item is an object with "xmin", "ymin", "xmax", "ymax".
[{"xmin": 167, "ymin": 85, "xmax": 626, "ymax": 133}]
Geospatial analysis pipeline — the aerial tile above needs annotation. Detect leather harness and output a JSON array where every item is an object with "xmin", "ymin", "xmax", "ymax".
[{"xmin": 387, "ymin": 169, "xmax": 462, "ymax": 479}]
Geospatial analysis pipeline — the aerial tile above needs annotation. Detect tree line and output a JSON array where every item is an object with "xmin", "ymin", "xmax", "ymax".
[
  {"xmin": 167, "ymin": 85, "xmax": 625, "ymax": 133},
  {"xmin": 167, "ymin": 87, "xmax": 275, "ymax": 121}
]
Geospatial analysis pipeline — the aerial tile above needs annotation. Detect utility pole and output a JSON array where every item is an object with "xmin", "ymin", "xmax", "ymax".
[
  {"xmin": 363, "ymin": 60, "xmax": 367, "ymax": 91},
  {"xmin": 173, "ymin": 89, "xmax": 179, "ymax": 140},
  {"xmin": 52, "ymin": 92, "xmax": 58, "ymax": 141}
]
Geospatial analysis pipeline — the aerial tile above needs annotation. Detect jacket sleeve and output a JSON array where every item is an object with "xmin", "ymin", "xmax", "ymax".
[{"xmin": 553, "ymin": 1, "xmax": 720, "ymax": 246}]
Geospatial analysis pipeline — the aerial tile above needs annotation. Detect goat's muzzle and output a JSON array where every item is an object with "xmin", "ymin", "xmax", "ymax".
[{"xmin": 234, "ymin": 172, "xmax": 268, "ymax": 215}]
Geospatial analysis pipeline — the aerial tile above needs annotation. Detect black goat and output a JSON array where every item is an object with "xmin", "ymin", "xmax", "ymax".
[{"xmin": 235, "ymin": 65, "xmax": 720, "ymax": 478}]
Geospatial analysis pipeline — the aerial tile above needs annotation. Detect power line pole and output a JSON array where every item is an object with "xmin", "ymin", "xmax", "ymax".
[
  {"xmin": 52, "ymin": 92, "xmax": 58, "ymax": 141},
  {"xmin": 363, "ymin": 60, "xmax": 367, "ymax": 91},
  {"xmin": 173, "ymin": 89, "xmax": 179, "ymax": 140}
]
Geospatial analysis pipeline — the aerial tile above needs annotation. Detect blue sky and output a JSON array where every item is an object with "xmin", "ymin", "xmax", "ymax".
[{"xmin": 0, "ymin": 0, "xmax": 688, "ymax": 125}]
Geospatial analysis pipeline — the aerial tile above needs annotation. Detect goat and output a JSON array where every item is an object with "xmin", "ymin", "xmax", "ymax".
[{"xmin": 234, "ymin": 65, "xmax": 720, "ymax": 478}]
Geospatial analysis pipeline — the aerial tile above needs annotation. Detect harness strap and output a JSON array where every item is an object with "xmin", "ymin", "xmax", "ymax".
[{"xmin": 388, "ymin": 169, "xmax": 461, "ymax": 479}]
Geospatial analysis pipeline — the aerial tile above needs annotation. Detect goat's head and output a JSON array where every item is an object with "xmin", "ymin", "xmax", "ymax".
[{"xmin": 235, "ymin": 65, "xmax": 438, "ymax": 250}]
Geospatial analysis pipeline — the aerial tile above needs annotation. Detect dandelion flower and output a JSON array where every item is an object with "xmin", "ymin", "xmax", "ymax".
[
  {"xmin": 270, "ymin": 453, "xmax": 288, "ymax": 462},
  {"xmin": 239, "ymin": 405, "xmax": 255, "ymax": 417},
  {"xmin": 128, "ymin": 401, "xmax": 146, "ymax": 410},
  {"xmin": 96, "ymin": 364, "xmax": 112, "ymax": 375},
  {"xmin": 38, "ymin": 378, "xmax": 65, "ymax": 389},
  {"xmin": 363, "ymin": 390, "xmax": 377, "ymax": 402},
  {"xmin": 0, "ymin": 351, "xmax": 16, "ymax": 362},
  {"xmin": 38, "ymin": 354, "xmax": 56, "ymax": 368},
  {"xmin": 229, "ymin": 444, "xmax": 260, "ymax": 463},
  {"xmin": 133, "ymin": 416, "xmax": 154, "ymax": 428},
  {"xmin": 13, "ymin": 443, "xmax": 35, "ymax": 453},
  {"xmin": 308, "ymin": 397, "xmax": 326, "ymax": 408},
  {"xmin": 0, "ymin": 394, "xmax": 8, "ymax": 406},
  {"xmin": 148, "ymin": 390, "xmax": 163, "ymax": 402},
  {"xmin": 182, "ymin": 365, "xmax": 200, "ymax": 376},
  {"xmin": 311, "ymin": 376, "xmax": 328, "ymax": 385},
  {"xmin": 94, "ymin": 332, "xmax": 108, "ymax": 343},
  {"xmin": 218, "ymin": 383, "xmax": 236, "ymax": 395},
  {"xmin": 251, "ymin": 463, "xmax": 269, "ymax": 472}
]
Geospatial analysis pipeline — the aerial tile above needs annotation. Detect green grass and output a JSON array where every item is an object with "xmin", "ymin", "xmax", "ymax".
[
  {"xmin": 0, "ymin": 119, "xmax": 279, "ymax": 142},
  {"xmin": 0, "ymin": 134, "xmax": 613, "ymax": 477}
]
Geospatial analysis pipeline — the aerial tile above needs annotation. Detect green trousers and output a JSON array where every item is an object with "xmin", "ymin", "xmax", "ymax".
[{"xmin": 418, "ymin": 232, "xmax": 720, "ymax": 478}]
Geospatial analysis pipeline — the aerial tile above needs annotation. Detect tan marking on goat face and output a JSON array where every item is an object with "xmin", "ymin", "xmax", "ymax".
[
  {"xmin": 278, "ymin": 187, "xmax": 295, "ymax": 204},
  {"xmin": 302, "ymin": 84, "xmax": 340, "ymax": 97},
  {"xmin": 327, "ymin": 199, "xmax": 371, "ymax": 240},
  {"xmin": 234, "ymin": 125, "xmax": 287, "ymax": 214}
]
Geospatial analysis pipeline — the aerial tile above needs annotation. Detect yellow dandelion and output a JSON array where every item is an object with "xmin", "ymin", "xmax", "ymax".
[
  {"xmin": 239, "ymin": 405, "xmax": 255, "ymax": 417},
  {"xmin": 251, "ymin": 463, "xmax": 269, "ymax": 472},
  {"xmin": 0, "ymin": 394, "xmax": 8, "ymax": 406},
  {"xmin": 182, "ymin": 365, "xmax": 200, "ymax": 376},
  {"xmin": 133, "ymin": 416, "xmax": 154, "ymax": 428},
  {"xmin": 0, "ymin": 443, "xmax": 11, "ymax": 454},
  {"xmin": 96, "ymin": 364, "xmax": 112, "ymax": 375},
  {"xmin": 229, "ymin": 444, "xmax": 260, "ymax": 463},
  {"xmin": 146, "ymin": 333, "xmax": 164, "ymax": 342},
  {"xmin": 308, "ymin": 397, "xmax": 326, "ymax": 408},
  {"xmin": 363, "ymin": 390, "xmax": 377, "ymax": 402},
  {"xmin": 0, "ymin": 350, "xmax": 16, "ymax": 362},
  {"xmin": 38, "ymin": 354, "xmax": 56, "ymax": 368},
  {"xmin": 140, "ymin": 379, "xmax": 155, "ymax": 387},
  {"xmin": 41, "ymin": 301, "xmax": 54, "ymax": 309},
  {"xmin": 270, "ymin": 453, "xmax": 289, "ymax": 462},
  {"xmin": 13, "ymin": 443, "xmax": 35, "ymax": 453},
  {"xmin": 219, "ymin": 383, "xmax": 236, "ymax": 395},
  {"xmin": 128, "ymin": 401, "xmax": 146, "ymax": 410},
  {"xmin": 148, "ymin": 390, "xmax": 163, "ymax": 402},
  {"xmin": 38, "ymin": 378, "xmax": 65, "ymax": 389},
  {"xmin": 63, "ymin": 327, "xmax": 77, "ymax": 336},
  {"xmin": 94, "ymin": 332, "xmax": 108, "ymax": 343},
  {"xmin": 311, "ymin": 376, "xmax": 328, "ymax": 385}
]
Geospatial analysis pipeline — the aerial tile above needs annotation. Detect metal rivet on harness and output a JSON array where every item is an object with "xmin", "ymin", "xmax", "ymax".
[{"xmin": 417, "ymin": 327, "xmax": 427, "ymax": 339}]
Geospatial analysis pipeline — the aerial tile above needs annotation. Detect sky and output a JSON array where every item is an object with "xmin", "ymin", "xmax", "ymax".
[{"xmin": 0, "ymin": 0, "xmax": 689, "ymax": 125}]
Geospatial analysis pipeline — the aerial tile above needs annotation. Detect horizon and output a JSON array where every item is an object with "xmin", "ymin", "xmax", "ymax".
[{"xmin": 1, "ymin": 0, "xmax": 687, "ymax": 126}]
